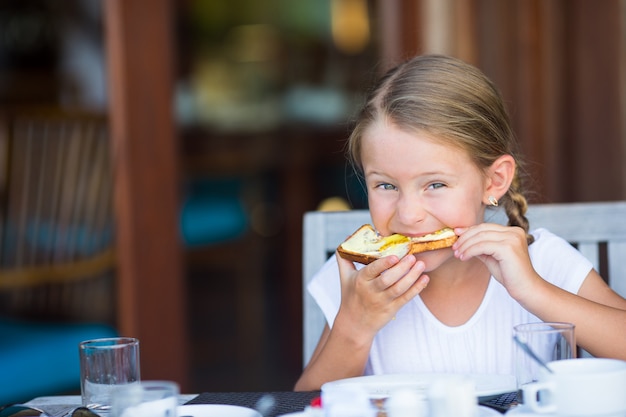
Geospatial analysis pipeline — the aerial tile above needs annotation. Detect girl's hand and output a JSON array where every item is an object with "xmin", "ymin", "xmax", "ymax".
[
  {"xmin": 334, "ymin": 252, "xmax": 429, "ymax": 339},
  {"xmin": 452, "ymin": 223, "xmax": 541, "ymax": 299}
]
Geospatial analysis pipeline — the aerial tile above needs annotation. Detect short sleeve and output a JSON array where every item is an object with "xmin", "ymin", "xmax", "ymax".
[
  {"xmin": 307, "ymin": 256, "xmax": 345, "ymax": 329},
  {"xmin": 529, "ymin": 228, "xmax": 593, "ymax": 294}
]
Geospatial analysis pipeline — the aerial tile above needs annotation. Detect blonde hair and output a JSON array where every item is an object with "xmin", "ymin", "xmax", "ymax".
[{"xmin": 348, "ymin": 54, "xmax": 533, "ymax": 243}]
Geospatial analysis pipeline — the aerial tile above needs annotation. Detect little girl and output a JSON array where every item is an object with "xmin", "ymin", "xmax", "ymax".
[{"xmin": 294, "ymin": 54, "xmax": 626, "ymax": 391}]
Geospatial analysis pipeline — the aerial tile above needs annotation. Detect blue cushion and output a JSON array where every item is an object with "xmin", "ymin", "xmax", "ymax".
[
  {"xmin": 24, "ymin": 222, "xmax": 114, "ymax": 255},
  {"xmin": 180, "ymin": 178, "xmax": 248, "ymax": 247},
  {"xmin": 180, "ymin": 197, "xmax": 248, "ymax": 246},
  {"xmin": 0, "ymin": 222, "xmax": 113, "ymax": 261},
  {"xmin": 0, "ymin": 317, "xmax": 118, "ymax": 405}
]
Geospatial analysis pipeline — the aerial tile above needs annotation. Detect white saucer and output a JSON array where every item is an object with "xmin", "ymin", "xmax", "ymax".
[
  {"xmin": 321, "ymin": 373, "xmax": 516, "ymax": 399},
  {"xmin": 478, "ymin": 406, "xmax": 503, "ymax": 416},
  {"xmin": 505, "ymin": 405, "xmax": 551, "ymax": 416},
  {"xmin": 178, "ymin": 404, "xmax": 262, "ymax": 417},
  {"xmin": 279, "ymin": 406, "xmax": 502, "ymax": 417}
]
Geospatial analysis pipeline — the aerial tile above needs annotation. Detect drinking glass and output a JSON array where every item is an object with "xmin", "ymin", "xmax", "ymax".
[
  {"xmin": 111, "ymin": 380, "xmax": 179, "ymax": 417},
  {"xmin": 79, "ymin": 337, "xmax": 140, "ymax": 410},
  {"xmin": 513, "ymin": 322, "xmax": 575, "ymax": 402}
]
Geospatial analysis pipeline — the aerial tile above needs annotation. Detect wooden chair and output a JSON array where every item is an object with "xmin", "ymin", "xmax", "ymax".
[
  {"xmin": 302, "ymin": 201, "xmax": 626, "ymax": 366},
  {"xmin": 0, "ymin": 109, "xmax": 118, "ymax": 405}
]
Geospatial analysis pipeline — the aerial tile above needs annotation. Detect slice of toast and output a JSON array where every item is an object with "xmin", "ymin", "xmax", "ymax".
[{"xmin": 337, "ymin": 224, "xmax": 457, "ymax": 265}]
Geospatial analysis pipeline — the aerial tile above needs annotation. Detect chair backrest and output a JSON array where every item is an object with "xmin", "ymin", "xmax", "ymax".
[
  {"xmin": 0, "ymin": 110, "xmax": 115, "ymax": 323},
  {"xmin": 302, "ymin": 201, "xmax": 626, "ymax": 366}
]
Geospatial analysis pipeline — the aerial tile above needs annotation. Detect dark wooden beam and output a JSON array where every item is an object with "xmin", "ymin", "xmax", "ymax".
[{"xmin": 104, "ymin": 0, "xmax": 189, "ymax": 389}]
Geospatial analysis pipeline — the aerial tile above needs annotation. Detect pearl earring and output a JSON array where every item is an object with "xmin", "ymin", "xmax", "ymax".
[{"xmin": 488, "ymin": 195, "xmax": 499, "ymax": 207}]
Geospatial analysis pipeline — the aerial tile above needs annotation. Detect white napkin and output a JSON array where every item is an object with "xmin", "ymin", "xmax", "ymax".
[{"xmin": 119, "ymin": 397, "xmax": 177, "ymax": 417}]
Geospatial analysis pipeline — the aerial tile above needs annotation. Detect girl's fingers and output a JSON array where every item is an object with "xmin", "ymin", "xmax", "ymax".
[
  {"xmin": 453, "ymin": 224, "xmax": 522, "ymax": 258},
  {"xmin": 375, "ymin": 254, "xmax": 416, "ymax": 290},
  {"xmin": 337, "ymin": 251, "xmax": 426, "ymax": 301},
  {"xmin": 387, "ymin": 258, "xmax": 425, "ymax": 295}
]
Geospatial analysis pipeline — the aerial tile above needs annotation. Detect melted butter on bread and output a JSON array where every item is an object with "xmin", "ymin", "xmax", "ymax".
[
  {"xmin": 411, "ymin": 227, "xmax": 455, "ymax": 242},
  {"xmin": 341, "ymin": 226, "xmax": 410, "ymax": 257}
]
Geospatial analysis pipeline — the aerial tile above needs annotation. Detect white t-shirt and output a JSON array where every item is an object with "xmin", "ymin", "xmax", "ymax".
[{"xmin": 307, "ymin": 228, "xmax": 592, "ymax": 376}]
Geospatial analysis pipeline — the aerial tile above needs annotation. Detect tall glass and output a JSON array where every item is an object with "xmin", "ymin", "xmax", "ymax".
[{"xmin": 513, "ymin": 322, "xmax": 575, "ymax": 402}]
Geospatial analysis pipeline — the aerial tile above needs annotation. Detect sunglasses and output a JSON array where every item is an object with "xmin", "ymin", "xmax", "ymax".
[{"xmin": 0, "ymin": 405, "xmax": 99, "ymax": 417}]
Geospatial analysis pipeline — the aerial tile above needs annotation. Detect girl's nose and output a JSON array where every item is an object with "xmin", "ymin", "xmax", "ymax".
[{"xmin": 395, "ymin": 193, "xmax": 425, "ymax": 225}]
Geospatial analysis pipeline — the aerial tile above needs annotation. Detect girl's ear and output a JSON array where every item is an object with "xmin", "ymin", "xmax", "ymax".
[{"xmin": 484, "ymin": 154, "xmax": 515, "ymax": 204}]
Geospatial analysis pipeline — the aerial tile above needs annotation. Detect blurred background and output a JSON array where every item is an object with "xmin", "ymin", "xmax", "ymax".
[{"xmin": 0, "ymin": 0, "xmax": 624, "ymax": 402}]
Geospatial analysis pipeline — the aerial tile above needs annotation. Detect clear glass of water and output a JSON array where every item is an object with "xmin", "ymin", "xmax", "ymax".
[{"xmin": 79, "ymin": 337, "xmax": 141, "ymax": 410}]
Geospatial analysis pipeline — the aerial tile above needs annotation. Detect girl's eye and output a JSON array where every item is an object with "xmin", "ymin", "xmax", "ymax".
[
  {"xmin": 427, "ymin": 182, "xmax": 446, "ymax": 190},
  {"xmin": 377, "ymin": 183, "xmax": 397, "ymax": 191}
]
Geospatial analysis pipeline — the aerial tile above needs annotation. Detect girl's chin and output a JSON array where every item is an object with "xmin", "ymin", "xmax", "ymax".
[{"xmin": 413, "ymin": 249, "xmax": 456, "ymax": 271}]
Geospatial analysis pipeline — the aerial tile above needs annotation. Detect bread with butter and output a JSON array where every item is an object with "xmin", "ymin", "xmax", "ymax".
[{"xmin": 337, "ymin": 224, "xmax": 458, "ymax": 265}]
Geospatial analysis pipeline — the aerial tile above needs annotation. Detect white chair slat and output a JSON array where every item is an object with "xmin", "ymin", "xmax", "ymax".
[
  {"xmin": 577, "ymin": 243, "xmax": 599, "ymax": 272},
  {"xmin": 608, "ymin": 242, "xmax": 626, "ymax": 297}
]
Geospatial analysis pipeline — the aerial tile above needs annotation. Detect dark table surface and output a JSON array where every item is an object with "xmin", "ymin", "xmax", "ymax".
[
  {"xmin": 186, "ymin": 391, "xmax": 321, "ymax": 417},
  {"xmin": 186, "ymin": 390, "xmax": 513, "ymax": 415}
]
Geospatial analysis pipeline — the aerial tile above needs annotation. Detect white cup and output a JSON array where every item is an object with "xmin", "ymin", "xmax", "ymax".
[
  {"xmin": 521, "ymin": 358, "xmax": 626, "ymax": 416},
  {"xmin": 79, "ymin": 337, "xmax": 141, "ymax": 410},
  {"xmin": 111, "ymin": 380, "xmax": 179, "ymax": 417}
]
